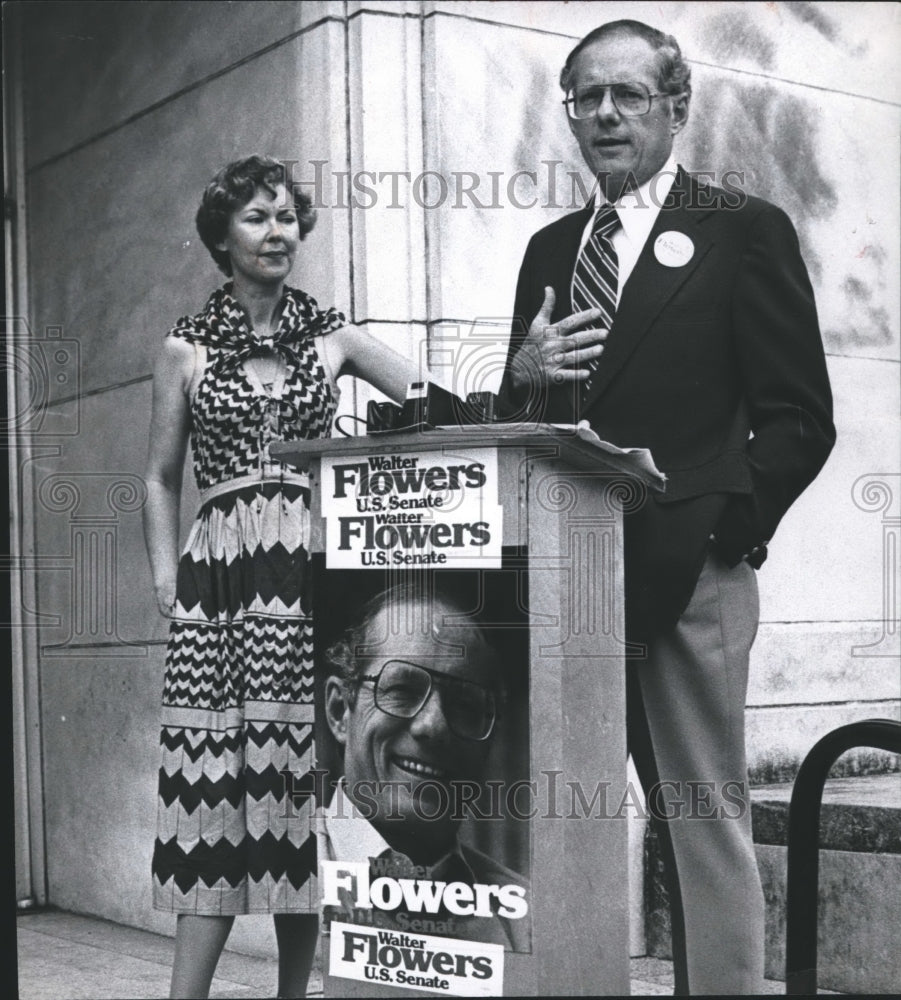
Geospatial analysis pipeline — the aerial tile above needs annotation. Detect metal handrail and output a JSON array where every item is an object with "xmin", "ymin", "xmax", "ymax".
[{"xmin": 785, "ymin": 718, "xmax": 901, "ymax": 994}]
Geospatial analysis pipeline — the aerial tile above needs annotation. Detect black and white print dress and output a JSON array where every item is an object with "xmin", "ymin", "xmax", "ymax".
[{"xmin": 152, "ymin": 285, "xmax": 342, "ymax": 914}]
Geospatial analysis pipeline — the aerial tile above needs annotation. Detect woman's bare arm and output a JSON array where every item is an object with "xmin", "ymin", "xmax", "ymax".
[
  {"xmin": 143, "ymin": 336, "xmax": 193, "ymax": 616},
  {"xmin": 321, "ymin": 324, "xmax": 427, "ymax": 403}
]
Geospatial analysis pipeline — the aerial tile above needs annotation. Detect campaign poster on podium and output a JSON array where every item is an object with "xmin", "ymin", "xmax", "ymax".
[
  {"xmin": 320, "ymin": 447, "xmax": 504, "ymax": 570},
  {"xmin": 312, "ymin": 445, "xmax": 531, "ymax": 997}
]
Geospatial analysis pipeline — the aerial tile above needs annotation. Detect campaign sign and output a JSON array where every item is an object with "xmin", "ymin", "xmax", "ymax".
[
  {"xmin": 328, "ymin": 920, "xmax": 504, "ymax": 997},
  {"xmin": 321, "ymin": 448, "xmax": 503, "ymax": 569}
]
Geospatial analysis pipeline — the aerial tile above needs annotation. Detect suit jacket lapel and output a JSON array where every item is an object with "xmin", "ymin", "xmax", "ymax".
[{"xmin": 579, "ymin": 169, "xmax": 716, "ymax": 412}]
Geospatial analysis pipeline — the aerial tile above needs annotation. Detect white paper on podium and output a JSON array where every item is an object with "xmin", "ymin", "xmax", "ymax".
[{"xmin": 551, "ymin": 421, "xmax": 666, "ymax": 486}]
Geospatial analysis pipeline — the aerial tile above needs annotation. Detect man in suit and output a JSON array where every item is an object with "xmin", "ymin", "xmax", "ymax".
[
  {"xmin": 501, "ymin": 19, "xmax": 835, "ymax": 994},
  {"xmin": 319, "ymin": 584, "xmax": 531, "ymax": 953}
]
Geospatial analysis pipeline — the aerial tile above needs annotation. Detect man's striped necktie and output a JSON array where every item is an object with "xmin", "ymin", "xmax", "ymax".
[{"xmin": 571, "ymin": 204, "xmax": 621, "ymax": 396}]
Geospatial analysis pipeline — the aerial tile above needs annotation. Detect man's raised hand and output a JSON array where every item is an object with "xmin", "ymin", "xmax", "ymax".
[{"xmin": 510, "ymin": 286, "xmax": 608, "ymax": 392}]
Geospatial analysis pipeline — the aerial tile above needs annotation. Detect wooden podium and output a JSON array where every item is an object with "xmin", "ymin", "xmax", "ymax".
[{"xmin": 273, "ymin": 426, "xmax": 662, "ymax": 998}]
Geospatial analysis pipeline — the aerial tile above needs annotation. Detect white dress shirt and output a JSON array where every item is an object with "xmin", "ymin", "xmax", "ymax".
[
  {"xmin": 317, "ymin": 780, "xmax": 471, "ymax": 875},
  {"xmin": 574, "ymin": 155, "xmax": 678, "ymax": 306}
]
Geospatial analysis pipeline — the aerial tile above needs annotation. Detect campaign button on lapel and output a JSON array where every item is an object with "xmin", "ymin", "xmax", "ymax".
[{"xmin": 654, "ymin": 231, "xmax": 694, "ymax": 267}]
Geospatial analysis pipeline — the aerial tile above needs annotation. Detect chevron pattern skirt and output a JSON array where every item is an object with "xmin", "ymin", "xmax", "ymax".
[{"xmin": 152, "ymin": 481, "xmax": 319, "ymax": 914}]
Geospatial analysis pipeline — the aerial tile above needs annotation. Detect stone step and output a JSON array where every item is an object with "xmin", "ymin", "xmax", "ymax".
[
  {"xmin": 645, "ymin": 772, "xmax": 901, "ymax": 995},
  {"xmin": 751, "ymin": 772, "xmax": 901, "ymax": 851}
]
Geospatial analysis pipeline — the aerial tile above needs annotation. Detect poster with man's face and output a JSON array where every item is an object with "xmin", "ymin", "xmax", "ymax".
[{"xmin": 310, "ymin": 539, "xmax": 533, "ymax": 995}]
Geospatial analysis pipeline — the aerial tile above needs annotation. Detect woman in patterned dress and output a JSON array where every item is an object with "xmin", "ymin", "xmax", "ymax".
[{"xmin": 143, "ymin": 155, "xmax": 420, "ymax": 999}]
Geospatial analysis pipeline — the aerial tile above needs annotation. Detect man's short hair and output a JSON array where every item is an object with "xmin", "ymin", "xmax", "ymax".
[
  {"xmin": 559, "ymin": 19, "xmax": 691, "ymax": 99},
  {"xmin": 323, "ymin": 582, "xmax": 499, "ymax": 707}
]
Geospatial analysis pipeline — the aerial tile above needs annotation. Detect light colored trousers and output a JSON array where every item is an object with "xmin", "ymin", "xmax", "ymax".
[{"xmin": 627, "ymin": 547, "xmax": 766, "ymax": 995}]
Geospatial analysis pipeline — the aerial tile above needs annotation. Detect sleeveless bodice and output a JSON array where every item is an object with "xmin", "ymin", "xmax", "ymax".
[{"xmin": 189, "ymin": 338, "xmax": 337, "ymax": 492}]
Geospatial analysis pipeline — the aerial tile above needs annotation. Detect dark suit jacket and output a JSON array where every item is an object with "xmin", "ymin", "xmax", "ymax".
[{"xmin": 501, "ymin": 169, "xmax": 835, "ymax": 641}]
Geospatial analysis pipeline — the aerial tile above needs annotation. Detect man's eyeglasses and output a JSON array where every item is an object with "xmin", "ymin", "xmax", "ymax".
[
  {"xmin": 563, "ymin": 81, "xmax": 670, "ymax": 119},
  {"xmin": 358, "ymin": 660, "xmax": 497, "ymax": 742}
]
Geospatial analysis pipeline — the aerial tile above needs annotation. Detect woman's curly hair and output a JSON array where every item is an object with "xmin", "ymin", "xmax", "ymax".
[{"xmin": 195, "ymin": 155, "xmax": 317, "ymax": 275}]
